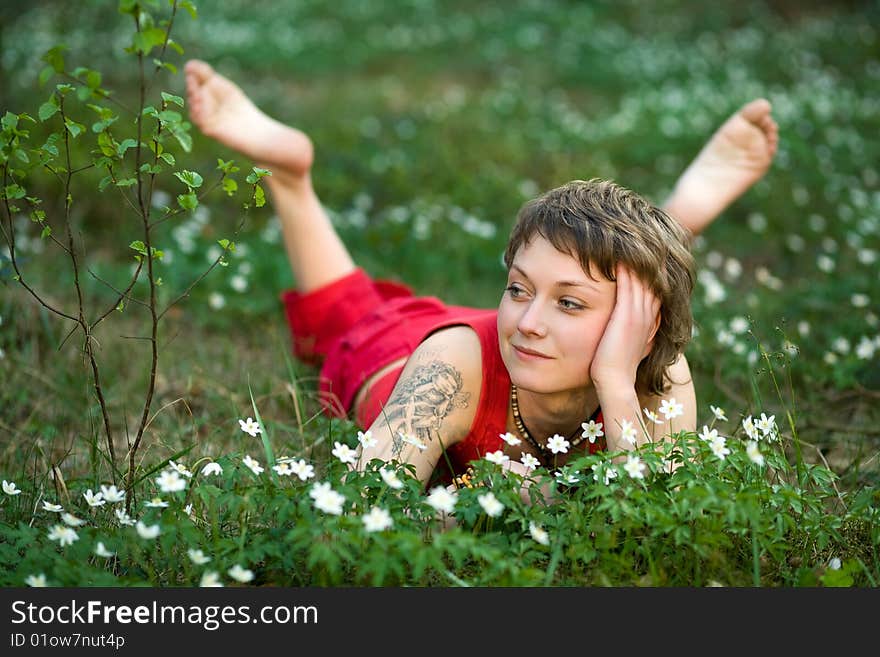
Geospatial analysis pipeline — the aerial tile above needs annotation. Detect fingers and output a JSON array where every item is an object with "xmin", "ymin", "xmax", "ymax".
[{"xmin": 615, "ymin": 264, "xmax": 660, "ymax": 358}]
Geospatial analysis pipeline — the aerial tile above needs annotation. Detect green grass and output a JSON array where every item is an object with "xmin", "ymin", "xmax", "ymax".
[{"xmin": 0, "ymin": 0, "xmax": 878, "ymax": 586}]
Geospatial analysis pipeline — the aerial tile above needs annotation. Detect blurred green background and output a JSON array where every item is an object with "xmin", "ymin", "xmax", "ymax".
[{"xmin": 1, "ymin": 0, "xmax": 878, "ymax": 487}]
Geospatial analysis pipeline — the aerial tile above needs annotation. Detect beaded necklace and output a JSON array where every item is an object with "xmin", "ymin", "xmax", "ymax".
[{"xmin": 509, "ymin": 383, "xmax": 595, "ymax": 465}]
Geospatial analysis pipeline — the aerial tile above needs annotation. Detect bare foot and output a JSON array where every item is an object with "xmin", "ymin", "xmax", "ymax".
[
  {"xmin": 184, "ymin": 59, "xmax": 314, "ymax": 180},
  {"xmin": 663, "ymin": 98, "xmax": 779, "ymax": 236}
]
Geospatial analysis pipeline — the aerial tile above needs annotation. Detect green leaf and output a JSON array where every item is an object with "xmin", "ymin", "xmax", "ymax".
[
  {"xmin": 173, "ymin": 170, "xmax": 203, "ymax": 188},
  {"xmin": 98, "ymin": 176, "xmax": 113, "ymax": 192},
  {"xmin": 222, "ymin": 178, "xmax": 238, "ymax": 196},
  {"xmin": 170, "ymin": 124, "xmax": 192, "ymax": 153},
  {"xmin": 248, "ymin": 382, "xmax": 277, "ymax": 486},
  {"xmin": 132, "ymin": 27, "xmax": 167, "ymax": 55},
  {"xmin": 161, "ymin": 92, "xmax": 184, "ymax": 107},
  {"xmin": 117, "ymin": 138, "xmax": 138, "ymax": 158},
  {"xmin": 254, "ymin": 184, "xmax": 266, "ymax": 208},
  {"xmin": 245, "ymin": 167, "xmax": 271, "ymax": 184},
  {"xmin": 216, "ymin": 158, "xmax": 239, "ymax": 174},
  {"xmin": 129, "ymin": 241, "xmax": 147, "ymax": 256},
  {"xmin": 217, "ymin": 239, "xmax": 235, "ymax": 252},
  {"xmin": 159, "ymin": 152, "xmax": 175, "ymax": 165},
  {"xmin": 64, "ymin": 119, "xmax": 84, "ymax": 138},
  {"xmin": 40, "ymin": 226, "xmax": 52, "ymax": 239},
  {"xmin": 41, "ymin": 45, "xmax": 67, "ymax": 73},
  {"xmin": 115, "ymin": 178, "xmax": 137, "ymax": 187},
  {"xmin": 179, "ymin": 0, "xmax": 198, "ymax": 19},
  {"xmin": 2, "ymin": 112, "xmax": 19, "ymax": 132},
  {"xmin": 177, "ymin": 193, "xmax": 198, "ymax": 210},
  {"xmin": 154, "ymin": 59, "xmax": 178, "ymax": 74},
  {"xmin": 3, "ymin": 184, "xmax": 26, "ymax": 200},
  {"xmin": 38, "ymin": 97, "xmax": 59, "ymax": 122},
  {"xmin": 38, "ymin": 65, "xmax": 55, "ymax": 86}
]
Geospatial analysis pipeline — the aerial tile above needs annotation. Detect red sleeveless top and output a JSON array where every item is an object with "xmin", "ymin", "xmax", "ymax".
[{"xmin": 358, "ymin": 310, "xmax": 604, "ymax": 476}]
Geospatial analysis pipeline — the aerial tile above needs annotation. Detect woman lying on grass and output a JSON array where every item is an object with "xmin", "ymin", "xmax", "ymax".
[{"xmin": 185, "ymin": 59, "xmax": 778, "ymax": 497}]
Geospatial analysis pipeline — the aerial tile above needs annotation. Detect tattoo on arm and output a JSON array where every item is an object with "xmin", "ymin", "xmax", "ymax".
[{"xmin": 382, "ymin": 360, "xmax": 470, "ymax": 459}]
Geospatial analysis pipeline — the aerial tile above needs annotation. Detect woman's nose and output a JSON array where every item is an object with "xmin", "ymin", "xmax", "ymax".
[{"xmin": 516, "ymin": 301, "xmax": 547, "ymax": 337}]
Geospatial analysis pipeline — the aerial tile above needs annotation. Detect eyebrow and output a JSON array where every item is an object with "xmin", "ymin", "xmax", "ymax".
[{"xmin": 510, "ymin": 264, "xmax": 602, "ymax": 293}]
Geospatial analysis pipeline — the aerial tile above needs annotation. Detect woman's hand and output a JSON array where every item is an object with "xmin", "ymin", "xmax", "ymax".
[{"xmin": 589, "ymin": 264, "xmax": 661, "ymax": 392}]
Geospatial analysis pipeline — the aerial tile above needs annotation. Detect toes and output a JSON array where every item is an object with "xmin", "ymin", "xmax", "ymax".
[
  {"xmin": 184, "ymin": 59, "xmax": 214, "ymax": 84},
  {"xmin": 739, "ymin": 98, "xmax": 772, "ymax": 124}
]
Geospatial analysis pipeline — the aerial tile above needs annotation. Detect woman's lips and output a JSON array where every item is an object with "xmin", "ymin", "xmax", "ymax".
[{"xmin": 512, "ymin": 344, "xmax": 552, "ymax": 360}]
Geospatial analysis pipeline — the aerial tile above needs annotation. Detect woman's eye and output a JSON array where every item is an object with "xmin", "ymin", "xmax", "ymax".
[
  {"xmin": 559, "ymin": 298, "xmax": 584, "ymax": 310},
  {"xmin": 506, "ymin": 284, "xmax": 525, "ymax": 298}
]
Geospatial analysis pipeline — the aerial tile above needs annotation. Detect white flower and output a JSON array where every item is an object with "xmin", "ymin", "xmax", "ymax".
[
  {"xmin": 145, "ymin": 497, "xmax": 169, "ymax": 508},
  {"xmin": 643, "ymin": 408, "xmax": 662, "ymax": 425},
  {"xmin": 168, "ymin": 460, "xmax": 193, "ymax": 478},
  {"xmin": 581, "ymin": 420, "xmax": 604, "ymax": 443},
  {"xmin": 746, "ymin": 441, "xmax": 765, "ymax": 467},
  {"xmin": 742, "ymin": 416, "xmax": 759, "ymax": 441},
  {"xmin": 555, "ymin": 469, "xmax": 579, "ymax": 485},
  {"xmin": 357, "ymin": 430, "xmax": 377, "ymax": 449},
  {"xmin": 25, "ymin": 574, "xmax": 48, "ymax": 587},
  {"xmin": 230, "ymin": 274, "xmax": 248, "ymax": 292},
  {"xmin": 484, "ymin": 450, "xmax": 510, "ymax": 465},
  {"xmin": 520, "ymin": 452, "xmax": 540, "ymax": 472},
  {"xmin": 83, "ymin": 489, "xmax": 105, "ymax": 507},
  {"xmin": 397, "ymin": 430, "xmax": 427, "ymax": 451},
  {"xmin": 828, "ymin": 557, "xmax": 842, "ymax": 571},
  {"xmin": 183, "ymin": 504, "xmax": 195, "ymax": 520},
  {"xmin": 61, "ymin": 512, "xmax": 85, "ymax": 527},
  {"xmin": 238, "ymin": 417, "xmax": 262, "ymax": 437},
  {"xmin": 729, "ymin": 316, "xmax": 750, "ymax": 334},
  {"xmin": 379, "ymin": 467, "xmax": 405, "ymax": 490},
  {"xmin": 710, "ymin": 405, "xmax": 728, "ymax": 422},
  {"xmin": 272, "ymin": 461, "xmax": 294, "ymax": 476},
  {"xmin": 591, "ymin": 463, "xmax": 618, "ymax": 486},
  {"xmin": 94, "ymin": 542, "xmax": 115, "ymax": 558},
  {"xmin": 208, "ymin": 292, "xmax": 226, "ymax": 310},
  {"xmin": 331, "ymin": 441, "xmax": 359, "ymax": 465},
  {"xmin": 623, "ymin": 455, "xmax": 646, "ymax": 480},
  {"xmin": 42, "ymin": 501, "xmax": 63, "ymax": 512},
  {"xmin": 115, "ymin": 509, "xmax": 136, "ymax": 526},
  {"xmin": 546, "ymin": 434, "xmax": 570, "ymax": 454},
  {"xmin": 529, "ymin": 521, "xmax": 550, "ymax": 546},
  {"xmin": 289, "ymin": 459, "xmax": 315, "ymax": 481},
  {"xmin": 698, "ymin": 426, "xmax": 719, "ymax": 443},
  {"xmin": 855, "ymin": 336, "xmax": 876, "ymax": 360},
  {"xmin": 310, "ymin": 482, "xmax": 346, "ymax": 515},
  {"xmin": 242, "ymin": 455, "xmax": 264, "ymax": 476},
  {"xmin": 188, "ymin": 549, "xmax": 211, "ymax": 565},
  {"xmin": 426, "ymin": 486, "xmax": 457, "ymax": 514},
  {"xmin": 659, "ymin": 398, "xmax": 684, "ymax": 420},
  {"xmin": 99, "ymin": 484, "xmax": 126, "ymax": 503},
  {"xmin": 201, "ymin": 462, "xmax": 223, "ymax": 476},
  {"xmin": 362, "ymin": 506, "xmax": 394, "ymax": 532},
  {"xmin": 156, "ymin": 469, "xmax": 187, "ymax": 493},
  {"xmin": 499, "ymin": 432, "xmax": 521, "ymax": 446},
  {"xmin": 755, "ymin": 413, "xmax": 776, "ymax": 437},
  {"xmin": 2, "ymin": 480, "xmax": 21, "ymax": 496},
  {"xmin": 477, "ymin": 491, "xmax": 504, "ymax": 518},
  {"xmin": 200, "ymin": 571, "xmax": 224, "ymax": 587},
  {"xmin": 136, "ymin": 521, "xmax": 161, "ymax": 540},
  {"xmin": 228, "ymin": 564, "xmax": 255, "ymax": 583},
  {"xmin": 619, "ymin": 419, "xmax": 637, "ymax": 446},
  {"xmin": 47, "ymin": 525, "xmax": 79, "ymax": 547},
  {"xmin": 709, "ymin": 434, "xmax": 731, "ymax": 460}
]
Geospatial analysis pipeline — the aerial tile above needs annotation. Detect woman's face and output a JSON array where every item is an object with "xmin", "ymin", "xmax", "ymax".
[{"xmin": 497, "ymin": 236, "xmax": 617, "ymax": 395}]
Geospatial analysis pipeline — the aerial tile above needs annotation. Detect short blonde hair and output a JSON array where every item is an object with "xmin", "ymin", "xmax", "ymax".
[{"xmin": 503, "ymin": 179, "xmax": 695, "ymax": 396}]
